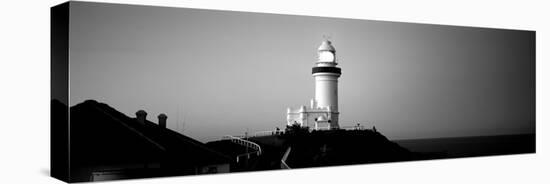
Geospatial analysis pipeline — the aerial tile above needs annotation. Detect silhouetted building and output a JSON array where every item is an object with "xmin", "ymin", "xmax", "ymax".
[{"xmin": 52, "ymin": 100, "xmax": 231, "ymax": 182}]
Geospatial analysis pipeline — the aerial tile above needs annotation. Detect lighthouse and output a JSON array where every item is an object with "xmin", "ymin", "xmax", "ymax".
[
  {"xmin": 313, "ymin": 40, "xmax": 341, "ymax": 128},
  {"xmin": 286, "ymin": 40, "xmax": 342, "ymax": 130}
]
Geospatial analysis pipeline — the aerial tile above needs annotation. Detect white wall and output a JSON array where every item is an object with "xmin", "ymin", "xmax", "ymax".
[{"xmin": 314, "ymin": 75, "xmax": 340, "ymax": 112}]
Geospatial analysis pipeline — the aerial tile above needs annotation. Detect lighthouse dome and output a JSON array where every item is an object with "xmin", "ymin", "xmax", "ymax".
[{"xmin": 318, "ymin": 40, "xmax": 335, "ymax": 52}]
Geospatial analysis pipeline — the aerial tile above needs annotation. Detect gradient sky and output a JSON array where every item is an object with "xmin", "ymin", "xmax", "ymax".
[{"xmin": 68, "ymin": 2, "xmax": 535, "ymax": 142}]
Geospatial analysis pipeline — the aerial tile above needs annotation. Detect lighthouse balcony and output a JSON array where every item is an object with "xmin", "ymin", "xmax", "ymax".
[{"xmin": 312, "ymin": 66, "xmax": 341, "ymax": 74}]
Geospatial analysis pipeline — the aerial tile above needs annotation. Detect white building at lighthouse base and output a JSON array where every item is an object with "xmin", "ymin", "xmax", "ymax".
[{"xmin": 287, "ymin": 99, "xmax": 339, "ymax": 130}]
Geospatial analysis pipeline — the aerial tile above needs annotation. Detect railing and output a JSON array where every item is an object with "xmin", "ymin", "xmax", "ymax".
[
  {"xmin": 341, "ymin": 125, "xmax": 366, "ymax": 130},
  {"xmin": 280, "ymin": 147, "xmax": 292, "ymax": 169},
  {"xmin": 222, "ymin": 135, "xmax": 262, "ymax": 162},
  {"xmin": 253, "ymin": 130, "xmax": 285, "ymax": 137},
  {"xmin": 253, "ymin": 130, "xmax": 274, "ymax": 137},
  {"xmin": 249, "ymin": 124, "xmax": 368, "ymax": 137}
]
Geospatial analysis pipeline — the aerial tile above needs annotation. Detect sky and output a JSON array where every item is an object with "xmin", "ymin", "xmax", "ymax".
[{"xmin": 68, "ymin": 2, "xmax": 535, "ymax": 142}]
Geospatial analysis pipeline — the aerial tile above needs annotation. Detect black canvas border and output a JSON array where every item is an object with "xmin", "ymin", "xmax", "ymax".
[{"xmin": 51, "ymin": 1, "xmax": 70, "ymax": 182}]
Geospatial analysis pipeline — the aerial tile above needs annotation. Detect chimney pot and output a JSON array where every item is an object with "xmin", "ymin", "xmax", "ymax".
[
  {"xmin": 136, "ymin": 110, "xmax": 147, "ymax": 124},
  {"xmin": 158, "ymin": 113, "xmax": 167, "ymax": 128}
]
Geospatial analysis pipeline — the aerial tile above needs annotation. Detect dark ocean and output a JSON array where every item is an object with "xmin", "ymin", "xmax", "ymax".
[{"xmin": 392, "ymin": 134, "xmax": 535, "ymax": 158}]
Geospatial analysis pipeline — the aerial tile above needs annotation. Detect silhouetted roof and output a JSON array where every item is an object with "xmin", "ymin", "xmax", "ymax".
[{"xmin": 69, "ymin": 100, "xmax": 231, "ymax": 167}]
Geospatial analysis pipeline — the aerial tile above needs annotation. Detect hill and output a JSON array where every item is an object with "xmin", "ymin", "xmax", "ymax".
[
  {"xmin": 253, "ymin": 126, "xmax": 416, "ymax": 168},
  {"xmin": 207, "ymin": 125, "xmax": 424, "ymax": 171}
]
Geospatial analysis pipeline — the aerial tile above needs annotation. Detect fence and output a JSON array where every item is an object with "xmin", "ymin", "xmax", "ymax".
[
  {"xmin": 280, "ymin": 147, "xmax": 292, "ymax": 169},
  {"xmin": 222, "ymin": 135, "xmax": 262, "ymax": 162}
]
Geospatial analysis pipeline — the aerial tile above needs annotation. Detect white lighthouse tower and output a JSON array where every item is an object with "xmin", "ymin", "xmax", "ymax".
[
  {"xmin": 313, "ymin": 40, "xmax": 341, "ymax": 128},
  {"xmin": 286, "ymin": 40, "xmax": 342, "ymax": 130}
]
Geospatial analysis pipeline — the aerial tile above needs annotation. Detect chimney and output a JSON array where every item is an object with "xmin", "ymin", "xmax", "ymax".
[
  {"xmin": 136, "ymin": 110, "xmax": 147, "ymax": 124},
  {"xmin": 158, "ymin": 113, "xmax": 167, "ymax": 129}
]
